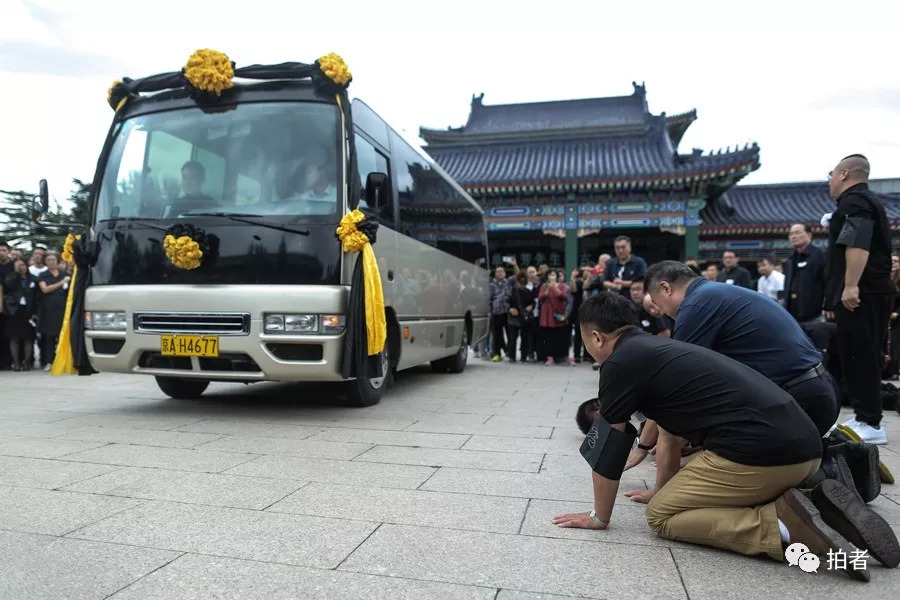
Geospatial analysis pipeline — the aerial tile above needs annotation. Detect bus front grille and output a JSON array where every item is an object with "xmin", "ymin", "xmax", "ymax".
[{"xmin": 134, "ymin": 312, "xmax": 250, "ymax": 335}]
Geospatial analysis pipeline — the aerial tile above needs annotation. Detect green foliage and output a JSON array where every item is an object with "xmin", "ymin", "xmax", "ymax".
[{"xmin": 0, "ymin": 178, "xmax": 92, "ymax": 253}]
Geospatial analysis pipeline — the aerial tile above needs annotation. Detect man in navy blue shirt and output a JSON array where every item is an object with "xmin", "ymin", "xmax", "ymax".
[{"xmin": 644, "ymin": 261, "xmax": 838, "ymax": 436}]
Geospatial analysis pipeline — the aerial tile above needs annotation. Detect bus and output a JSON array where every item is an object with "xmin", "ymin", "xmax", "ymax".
[{"xmin": 41, "ymin": 55, "xmax": 490, "ymax": 406}]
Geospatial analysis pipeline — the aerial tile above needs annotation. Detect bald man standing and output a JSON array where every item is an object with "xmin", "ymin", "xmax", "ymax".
[{"xmin": 826, "ymin": 154, "xmax": 893, "ymax": 445}]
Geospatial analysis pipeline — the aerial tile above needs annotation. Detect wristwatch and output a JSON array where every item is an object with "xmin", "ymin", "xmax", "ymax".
[{"xmin": 589, "ymin": 510, "xmax": 609, "ymax": 528}]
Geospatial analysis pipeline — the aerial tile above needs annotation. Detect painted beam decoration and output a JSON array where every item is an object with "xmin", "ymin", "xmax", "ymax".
[{"xmin": 484, "ymin": 198, "xmax": 706, "ymax": 231}]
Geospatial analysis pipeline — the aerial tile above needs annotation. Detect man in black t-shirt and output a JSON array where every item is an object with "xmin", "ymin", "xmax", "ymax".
[
  {"xmin": 629, "ymin": 276, "xmax": 669, "ymax": 337},
  {"xmin": 553, "ymin": 293, "xmax": 899, "ymax": 579},
  {"xmin": 826, "ymin": 154, "xmax": 893, "ymax": 445}
]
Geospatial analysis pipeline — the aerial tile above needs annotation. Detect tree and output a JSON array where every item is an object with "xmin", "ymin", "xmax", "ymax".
[{"xmin": 0, "ymin": 178, "xmax": 92, "ymax": 252}]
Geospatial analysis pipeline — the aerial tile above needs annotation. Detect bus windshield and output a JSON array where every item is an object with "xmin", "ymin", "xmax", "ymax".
[{"xmin": 95, "ymin": 102, "xmax": 342, "ymax": 223}]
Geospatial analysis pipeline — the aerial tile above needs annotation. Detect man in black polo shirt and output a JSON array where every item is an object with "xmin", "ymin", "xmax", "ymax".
[
  {"xmin": 602, "ymin": 236, "xmax": 647, "ymax": 298},
  {"xmin": 553, "ymin": 293, "xmax": 899, "ymax": 579},
  {"xmin": 784, "ymin": 223, "xmax": 828, "ymax": 324},
  {"xmin": 645, "ymin": 261, "xmax": 838, "ymax": 436},
  {"xmin": 826, "ymin": 154, "xmax": 894, "ymax": 445},
  {"xmin": 716, "ymin": 250, "xmax": 753, "ymax": 289}
]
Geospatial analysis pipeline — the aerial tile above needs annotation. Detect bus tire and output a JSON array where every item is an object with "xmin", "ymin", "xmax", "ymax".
[
  {"xmin": 346, "ymin": 346, "xmax": 392, "ymax": 407},
  {"xmin": 431, "ymin": 328, "xmax": 469, "ymax": 374},
  {"xmin": 155, "ymin": 376, "xmax": 210, "ymax": 399}
]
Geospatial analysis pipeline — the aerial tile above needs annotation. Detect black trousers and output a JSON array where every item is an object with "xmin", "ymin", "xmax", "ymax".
[
  {"xmin": 541, "ymin": 326, "xmax": 569, "ymax": 362},
  {"xmin": 0, "ymin": 316, "xmax": 10, "ymax": 369},
  {"xmin": 491, "ymin": 314, "xmax": 508, "ymax": 357},
  {"xmin": 783, "ymin": 371, "xmax": 840, "ymax": 437},
  {"xmin": 41, "ymin": 334, "xmax": 59, "ymax": 368},
  {"xmin": 507, "ymin": 323, "xmax": 533, "ymax": 361},
  {"xmin": 836, "ymin": 293, "xmax": 893, "ymax": 427}
]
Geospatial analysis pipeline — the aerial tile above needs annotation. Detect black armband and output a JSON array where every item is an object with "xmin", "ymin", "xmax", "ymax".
[
  {"xmin": 579, "ymin": 415, "xmax": 638, "ymax": 480},
  {"xmin": 836, "ymin": 216, "xmax": 874, "ymax": 250}
]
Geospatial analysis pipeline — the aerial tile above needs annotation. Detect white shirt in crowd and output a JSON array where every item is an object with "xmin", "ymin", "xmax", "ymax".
[
  {"xmin": 757, "ymin": 270, "xmax": 785, "ymax": 301},
  {"xmin": 28, "ymin": 265, "xmax": 47, "ymax": 277}
]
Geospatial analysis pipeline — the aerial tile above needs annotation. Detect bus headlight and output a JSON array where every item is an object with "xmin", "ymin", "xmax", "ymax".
[
  {"xmin": 85, "ymin": 311, "xmax": 127, "ymax": 331},
  {"xmin": 264, "ymin": 314, "xmax": 318, "ymax": 333}
]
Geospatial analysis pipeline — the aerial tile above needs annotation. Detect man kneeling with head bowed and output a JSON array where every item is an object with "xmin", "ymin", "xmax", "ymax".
[{"xmin": 553, "ymin": 292, "xmax": 899, "ymax": 581}]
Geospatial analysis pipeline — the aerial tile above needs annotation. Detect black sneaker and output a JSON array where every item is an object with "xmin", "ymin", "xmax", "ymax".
[
  {"xmin": 810, "ymin": 479, "xmax": 900, "ymax": 568},
  {"xmin": 775, "ymin": 488, "xmax": 869, "ymax": 582},
  {"xmin": 821, "ymin": 450, "xmax": 864, "ymax": 505}
]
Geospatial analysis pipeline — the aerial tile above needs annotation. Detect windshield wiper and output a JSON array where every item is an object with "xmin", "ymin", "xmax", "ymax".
[{"xmin": 185, "ymin": 212, "xmax": 310, "ymax": 236}]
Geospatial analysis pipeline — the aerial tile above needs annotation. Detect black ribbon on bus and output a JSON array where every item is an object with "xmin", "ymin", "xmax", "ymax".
[
  {"xmin": 335, "ymin": 87, "xmax": 380, "ymax": 382},
  {"xmin": 71, "ymin": 237, "xmax": 99, "ymax": 376}
]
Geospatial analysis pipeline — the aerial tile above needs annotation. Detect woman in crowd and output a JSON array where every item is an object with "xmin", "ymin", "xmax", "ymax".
[
  {"xmin": 37, "ymin": 252, "xmax": 70, "ymax": 370},
  {"xmin": 883, "ymin": 254, "xmax": 900, "ymax": 380},
  {"xmin": 539, "ymin": 270, "xmax": 572, "ymax": 366},
  {"xmin": 2, "ymin": 258, "xmax": 38, "ymax": 371},
  {"xmin": 507, "ymin": 272, "xmax": 535, "ymax": 362}
]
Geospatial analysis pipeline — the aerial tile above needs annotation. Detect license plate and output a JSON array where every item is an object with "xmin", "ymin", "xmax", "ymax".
[{"xmin": 160, "ymin": 335, "xmax": 219, "ymax": 357}]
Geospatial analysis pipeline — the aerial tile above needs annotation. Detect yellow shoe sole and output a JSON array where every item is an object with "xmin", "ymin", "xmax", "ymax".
[{"xmin": 836, "ymin": 425, "xmax": 894, "ymax": 485}]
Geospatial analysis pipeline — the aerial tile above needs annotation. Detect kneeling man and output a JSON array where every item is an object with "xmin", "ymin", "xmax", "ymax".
[{"xmin": 554, "ymin": 292, "xmax": 899, "ymax": 580}]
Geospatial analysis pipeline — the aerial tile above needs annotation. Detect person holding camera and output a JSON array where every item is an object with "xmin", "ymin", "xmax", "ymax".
[{"xmin": 539, "ymin": 270, "xmax": 571, "ymax": 366}]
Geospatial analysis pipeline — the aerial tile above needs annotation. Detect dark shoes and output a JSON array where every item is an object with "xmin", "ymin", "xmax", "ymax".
[
  {"xmin": 810, "ymin": 479, "xmax": 900, "ymax": 569},
  {"xmin": 843, "ymin": 443, "xmax": 882, "ymax": 503},
  {"xmin": 775, "ymin": 488, "xmax": 869, "ymax": 582}
]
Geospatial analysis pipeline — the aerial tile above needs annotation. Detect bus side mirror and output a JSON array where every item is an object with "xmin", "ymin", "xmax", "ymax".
[
  {"xmin": 365, "ymin": 172, "xmax": 388, "ymax": 209},
  {"xmin": 32, "ymin": 179, "xmax": 49, "ymax": 222}
]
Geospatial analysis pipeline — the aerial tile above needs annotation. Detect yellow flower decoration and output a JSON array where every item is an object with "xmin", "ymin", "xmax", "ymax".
[
  {"xmin": 318, "ymin": 53, "xmax": 352, "ymax": 86},
  {"xmin": 183, "ymin": 49, "xmax": 235, "ymax": 96},
  {"xmin": 163, "ymin": 234, "xmax": 203, "ymax": 270},
  {"xmin": 336, "ymin": 209, "xmax": 369, "ymax": 253},
  {"xmin": 61, "ymin": 233, "xmax": 81, "ymax": 263}
]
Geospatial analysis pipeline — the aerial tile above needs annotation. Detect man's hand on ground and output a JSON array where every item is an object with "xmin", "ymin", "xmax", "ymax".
[
  {"xmin": 624, "ymin": 447, "xmax": 649, "ymax": 470},
  {"xmin": 552, "ymin": 512, "xmax": 607, "ymax": 530},
  {"xmin": 624, "ymin": 489, "xmax": 655, "ymax": 504}
]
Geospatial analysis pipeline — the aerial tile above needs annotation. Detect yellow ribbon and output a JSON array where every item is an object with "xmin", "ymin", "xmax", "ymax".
[
  {"xmin": 337, "ymin": 209, "xmax": 386, "ymax": 356},
  {"xmin": 50, "ymin": 265, "xmax": 79, "ymax": 376}
]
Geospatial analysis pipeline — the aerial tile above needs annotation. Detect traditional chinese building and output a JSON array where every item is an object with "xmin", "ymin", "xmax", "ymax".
[
  {"xmin": 420, "ymin": 84, "xmax": 761, "ymax": 273},
  {"xmin": 699, "ymin": 179, "xmax": 900, "ymax": 262}
]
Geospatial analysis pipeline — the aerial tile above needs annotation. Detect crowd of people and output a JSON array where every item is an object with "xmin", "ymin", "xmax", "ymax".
[
  {"xmin": 553, "ymin": 154, "xmax": 900, "ymax": 583},
  {"xmin": 0, "ymin": 240, "xmax": 72, "ymax": 371}
]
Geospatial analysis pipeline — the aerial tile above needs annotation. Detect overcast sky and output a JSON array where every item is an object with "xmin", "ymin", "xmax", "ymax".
[{"xmin": 1, "ymin": 0, "xmax": 899, "ymax": 204}]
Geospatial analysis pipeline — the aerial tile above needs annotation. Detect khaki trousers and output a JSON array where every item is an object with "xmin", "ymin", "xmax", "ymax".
[{"xmin": 645, "ymin": 450, "xmax": 821, "ymax": 561}]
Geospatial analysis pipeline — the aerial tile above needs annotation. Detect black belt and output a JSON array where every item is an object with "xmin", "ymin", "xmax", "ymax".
[{"xmin": 783, "ymin": 363, "xmax": 826, "ymax": 389}]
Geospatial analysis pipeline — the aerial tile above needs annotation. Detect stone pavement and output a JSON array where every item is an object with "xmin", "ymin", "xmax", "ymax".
[{"xmin": 1, "ymin": 360, "xmax": 900, "ymax": 599}]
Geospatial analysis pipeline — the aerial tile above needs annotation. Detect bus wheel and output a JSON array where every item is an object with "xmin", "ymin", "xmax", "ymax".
[
  {"xmin": 431, "ymin": 329, "xmax": 469, "ymax": 374},
  {"xmin": 346, "ymin": 347, "xmax": 392, "ymax": 407},
  {"xmin": 155, "ymin": 376, "xmax": 210, "ymax": 399}
]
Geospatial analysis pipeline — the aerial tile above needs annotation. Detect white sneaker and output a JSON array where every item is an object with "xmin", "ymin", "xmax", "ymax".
[{"xmin": 841, "ymin": 418, "xmax": 888, "ymax": 445}]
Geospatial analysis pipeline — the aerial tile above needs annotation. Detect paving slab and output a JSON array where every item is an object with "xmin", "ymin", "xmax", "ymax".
[
  {"xmin": 197, "ymin": 435, "xmax": 373, "ymax": 460},
  {"xmin": 108, "ymin": 553, "xmax": 496, "ymax": 600},
  {"xmin": 672, "ymin": 546, "xmax": 900, "ymax": 599},
  {"xmin": 52, "ymin": 413, "xmax": 207, "ymax": 430},
  {"xmin": 0, "ymin": 530, "xmax": 180, "ymax": 600},
  {"xmin": 306, "ymin": 428, "xmax": 469, "ymax": 449},
  {"xmin": 225, "ymin": 455, "xmax": 435, "ymax": 489},
  {"xmin": 267, "ymin": 482, "xmax": 528, "ymax": 533},
  {"xmin": 462, "ymin": 435, "xmax": 581, "ymax": 456},
  {"xmin": 0, "ymin": 484, "xmax": 143, "ymax": 535},
  {"xmin": 61, "ymin": 443, "xmax": 259, "ymax": 473},
  {"xmin": 339, "ymin": 523, "xmax": 687, "ymax": 599},
  {"xmin": 406, "ymin": 421, "xmax": 553, "ymax": 438},
  {"xmin": 68, "ymin": 499, "xmax": 378, "ymax": 569},
  {"xmin": 497, "ymin": 592, "xmax": 591, "ymax": 600},
  {"xmin": 422, "ymin": 467, "xmax": 647, "ymax": 503},
  {"xmin": 354, "ymin": 445, "xmax": 542, "ymax": 472},
  {"xmin": 0, "ymin": 436, "xmax": 108, "ymax": 459},
  {"xmin": 62, "ymin": 466, "xmax": 303, "ymax": 510},
  {"xmin": 0, "ymin": 420, "xmax": 93, "ymax": 439},
  {"xmin": 57, "ymin": 426, "xmax": 223, "ymax": 448},
  {"xmin": 175, "ymin": 419, "xmax": 324, "ymax": 439},
  {"xmin": 0, "ymin": 455, "xmax": 119, "ymax": 489}
]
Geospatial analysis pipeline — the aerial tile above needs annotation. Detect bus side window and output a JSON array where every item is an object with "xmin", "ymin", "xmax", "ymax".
[{"xmin": 355, "ymin": 133, "xmax": 393, "ymax": 226}]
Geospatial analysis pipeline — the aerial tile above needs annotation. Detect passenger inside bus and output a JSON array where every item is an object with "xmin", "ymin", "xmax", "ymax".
[{"xmin": 164, "ymin": 160, "xmax": 217, "ymax": 217}]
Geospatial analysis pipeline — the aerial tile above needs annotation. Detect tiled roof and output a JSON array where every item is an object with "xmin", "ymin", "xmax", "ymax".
[
  {"xmin": 421, "ymin": 84, "xmax": 652, "ymax": 143},
  {"xmin": 701, "ymin": 181, "xmax": 900, "ymax": 233},
  {"xmin": 425, "ymin": 123, "xmax": 759, "ymax": 193}
]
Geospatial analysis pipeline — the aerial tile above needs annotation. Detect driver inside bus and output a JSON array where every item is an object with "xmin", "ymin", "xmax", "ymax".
[{"xmin": 168, "ymin": 160, "xmax": 216, "ymax": 216}]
